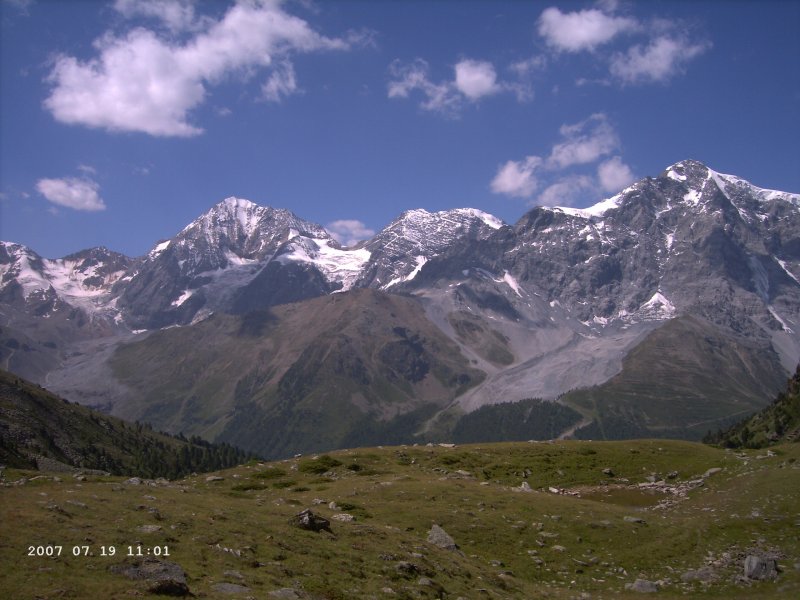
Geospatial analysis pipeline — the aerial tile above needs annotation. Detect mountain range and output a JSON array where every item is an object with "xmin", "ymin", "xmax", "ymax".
[{"xmin": 2, "ymin": 159, "xmax": 798, "ymax": 457}]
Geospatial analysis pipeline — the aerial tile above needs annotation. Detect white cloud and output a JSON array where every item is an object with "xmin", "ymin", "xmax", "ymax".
[
  {"xmin": 326, "ymin": 219, "xmax": 375, "ymax": 247},
  {"xmin": 261, "ymin": 60, "xmax": 298, "ymax": 102},
  {"xmin": 454, "ymin": 59, "xmax": 500, "ymax": 100},
  {"xmin": 610, "ymin": 35, "xmax": 710, "ymax": 84},
  {"xmin": 491, "ymin": 114, "xmax": 630, "ymax": 201},
  {"xmin": 389, "ymin": 56, "xmax": 528, "ymax": 116},
  {"xmin": 387, "ymin": 59, "xmax": 463, "ymax": 117},
  {"xmin": 597, "ymin": 156, "xmax": 635, "ymax": 192},
  {"xmin": 537, "ymin": 175, "xmax": 594, "ymax": 207},
  {"xmin": 36, "ymin": 177, "xmax": 106, "ymax": 211},
  {"xmin": 509, "ymin": 55, "xmax": 547, "ymax": 76},
  {"xmin": 44, "ymin": 0, "xmax": 356, "ymax": 137},
  {"xmin": 537, "ymin": 6, "xmax": 637, "ymax": 53},
  {"xmin": 490, "ymin": 156, "xmax": 542, "ymax": 198},
  {"xmin": 113, "ymin": 0, "xmax": 204, "ymax": 33},
  {"xmin": 547, "ymin": 113, "xmax": 618, "ymax": 169}
]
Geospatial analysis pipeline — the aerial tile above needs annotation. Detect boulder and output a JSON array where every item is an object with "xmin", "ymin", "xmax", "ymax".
[
  {"xmin": 681, "ymin": 566, "xmax": 715, "ymax": 582},
  {"xmin": 213, "ymin": 582, "xmax": 251, "ymax": 594},
  {"xmin": 288, "ymin": 509, "xmax": 332, "ymax": 533},
  {"xmin": 625, "ymin": 579, "xmax": 658, "ymax": 593},
  {"xmin": 427, "ymin": 524, "xmax": 458, "ymax": 551},
  {"xmin": 744, "ymin": 555, "xmax": 778, "ymax": 580},
  {"xmin": 110, "ymin": 558, "xmax": 189, "ymax": 596}
]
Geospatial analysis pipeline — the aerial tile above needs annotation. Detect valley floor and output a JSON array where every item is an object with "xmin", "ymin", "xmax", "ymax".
[{"xmin": 1, "ymin": 439, "xmax": 798, "ymax": 599}]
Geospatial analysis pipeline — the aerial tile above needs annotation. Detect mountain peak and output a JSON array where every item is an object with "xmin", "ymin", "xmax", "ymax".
[
  {"xmin": 219, "ymin": 196, "xmax": 258, "ymax": 209},
  {"xmin": 662, "ymin": 159, "xmax": 710, "ymax": 183}
]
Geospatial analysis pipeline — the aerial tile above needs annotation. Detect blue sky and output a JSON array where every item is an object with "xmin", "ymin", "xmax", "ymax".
[{"xmin": 1, "ymin": 0, "xmax": 798, "ymax": 257}]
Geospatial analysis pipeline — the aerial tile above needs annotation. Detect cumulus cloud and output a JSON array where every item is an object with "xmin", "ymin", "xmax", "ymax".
[
  {"xmin": 537, "ymin": 175, "xmax": 594, "ymax": 207},
  {"xmin": 547, "ymin": 113, "xmax": 618, "ymax": 169},
  {"xmin": 36, "ymin": 177, "xmax": 106, "ymax": 211},
  {"xmin": 387, "ymin": 59, "xmax": 462, "ymax": 116},
  {"xmin": 388, "ymin": 57, "xmax": 527, "ymax": 116},
  {"xmin": 490, "ymin": 156, "xmax": 542, "ymax": 198},
  {"xmin": 326, "ymin": 219, "xmax": 375, "ymax": 247},
  {"xmin": 491, "ymin": 113, "xmax": 632, "ymax": 204},
  {"xmin": 454, "ymin": 59, "xmax": 500, "ymax": 100},
  {"xmin": 597, "ymin": 156, "xmax": 635, "ymax": 192},
  {"xmin": 537, "ymin": 6, "xmax": 637, "ymax": 53},
  {"xmin": 610, "ymin": 35, "xmax": 711, "ymax": 84},
  {"xmin": 536, "ymin": 4, "xmax": 709, "ymax": 86},
  {"xmin": 44, "ymin": 0, "xmax": 357, "ymax": 137}
]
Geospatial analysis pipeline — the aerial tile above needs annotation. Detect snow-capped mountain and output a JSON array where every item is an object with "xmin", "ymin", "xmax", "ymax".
[
  {"xmin": 0, "ymin": 242, "xmax": 131, "ymax": 320},
  {"xmin": 2, "ymin": 160, "xmax": 799, "ymax": 446},
  {"xmin": 356, "ymin": 208, "xmax": 504, "ymax": 289},
  {"xmin": 402, "ymin": 159, "xmax": 800, "ymax": 406},
  {"xmin": 116, "ymin": 198, "xmax": 341, "ymax": 328},
  {"xmin": 113, "ymin": 198, "xmax": 503, "ymax": 328}
]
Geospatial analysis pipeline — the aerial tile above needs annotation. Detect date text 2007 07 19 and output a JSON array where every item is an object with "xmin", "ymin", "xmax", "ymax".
[{"xmin": 27, "ymin": 545, "xmax": 170, "ymax": 557}]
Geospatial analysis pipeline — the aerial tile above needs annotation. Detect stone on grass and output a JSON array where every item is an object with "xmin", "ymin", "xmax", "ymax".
[
  {"xmin": 288, "ymin": 509, "xmax": 332, "ymax": 534},
  {"xmin": 681, "ymin": 566, "xmax": 715, "ymax": 582},
  {"xmin": 744, "ymin": 555, "xmax": 778, "ymax": 580},
  {"xmin": 427, "ymin": 524, "xmax": 458, "ymax": 551},
  {"xmin": 331, "ymin": 513, "xmax": 354, "ymax": 522},
  {"xmin": 624, "ymin": 516, "xmax": 646, "ymax": 524},
  {"xmin": 625, "ymin": 579, "xmax": 658, "ymax": 593},
  {"xmin": 110, "ymin": 558, "xmax": 189, "ymax": 596}
]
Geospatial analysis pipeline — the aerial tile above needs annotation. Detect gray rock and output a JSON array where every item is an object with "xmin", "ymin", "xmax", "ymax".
[
  {"xmin": 427, "ymin": 524, "xmax": 458, "ymax": 551},
  {"xmin": 681, "ymin": 566, "xmax": 715, "ymax": 582},
  {"xmin": 213, "ymin": 582, "xmax": 251, "ymax": 594},
  {"xmin": 625, "ymin": 579, "xmax": 658, "ymax": 593},
  {"xmin": 137, "ymin": 524, "xmax": 162, "ymax": 533},
  {"xmin": 223, "ymin": 570, "xmax": 244, "ymax": 580},
  {"xmin": 395, "ymin": 561, "xmax": 419, "ymax": 575},
  {"xmin": 744, "ymin": 555, "xmax": 778, "ymax": 580},
  {"xmin": 331, "ymin": 513, "xmax": 354, "ymax": 522},
  {"xmin": 702, "ymin": 468, "xmax": 722, "ymax": 478},
  {"xmin": 288, "ymin": 509, "xmax": 332, "ymax": 534},
  {"xmin": 148, "ymin": 579, "xmax": 191, "ymax": 596},
  {"xmin": 206, "ymin": 475, "xmax": 224, "ymax": 482},
  {"xmin": 602, "ymin": 468, "xmax": 614, "ymax": 477},
  {"xmin": 110, "ymin": 557, "xmax": 189, "ymax": 596},
  {"xmin": 124, "ymin": 477, "xmax": 143, "ymax": 485},
  {"xmin": 623, "ymin": 516, "xmax": 646, "ymax": 524}
]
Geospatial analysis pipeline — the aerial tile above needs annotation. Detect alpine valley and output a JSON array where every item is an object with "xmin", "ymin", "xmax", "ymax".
[{"xmin": 2, "ymin": 160, "xmax": 799, "ymax": 459}]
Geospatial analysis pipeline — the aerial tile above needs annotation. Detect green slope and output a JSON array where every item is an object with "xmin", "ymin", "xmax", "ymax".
[
  {"xmin": 0, "ymin": 369, "xmax": 253, "ymax": 478},
  {"xmin": 109, "ymin": 289, "xmax": 485, "ymax": 458},
  {"xmin": 1, "ymin": 439, "xmax": 798, "ymax": 598},
  {"xmin": 563, "ymin": 316, "xmax": 787, "ymax": 441},
  {"xmin": 705, "ymin": 365, "xmax": 800, "ymax": 448}
]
